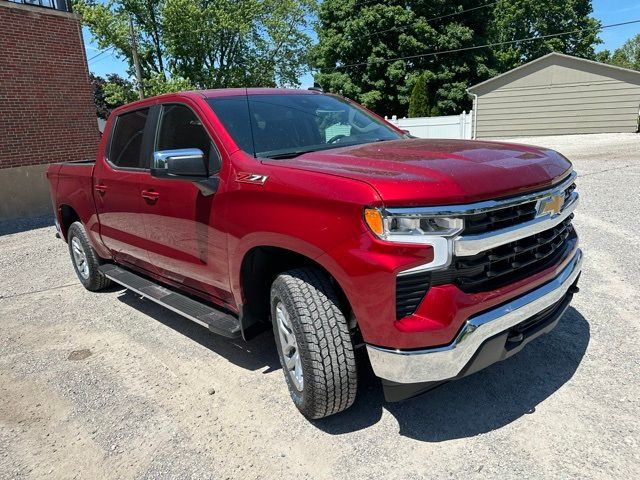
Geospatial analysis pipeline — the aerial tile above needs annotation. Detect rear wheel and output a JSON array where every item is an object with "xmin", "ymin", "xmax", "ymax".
[
  {"xmin": 270, "ymin": 268, "xmax": 357, "ymax": 419},
  {"xmin": 67, "ymin": 221, "xmax": 112, "ymax": 291}
]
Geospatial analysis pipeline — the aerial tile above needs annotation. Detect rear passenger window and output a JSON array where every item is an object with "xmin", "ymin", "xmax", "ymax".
[{"xmin": 109, "ymin": 108, "xmax": 149, "ymax": 168}]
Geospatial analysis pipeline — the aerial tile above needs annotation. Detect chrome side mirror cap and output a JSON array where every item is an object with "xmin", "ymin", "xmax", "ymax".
[
  {"xmin": 152, "ymin": 148, "xmax": 207, "ymax": 177},
  {"xmin": 151, "ymin": 148, "xmax": 219, "ymax": 196}
]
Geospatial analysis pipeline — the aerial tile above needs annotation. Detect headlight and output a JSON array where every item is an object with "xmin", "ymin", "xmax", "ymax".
[{"xmin": 364, "ymin": 208, "xmax": 464, "ymax": 271}]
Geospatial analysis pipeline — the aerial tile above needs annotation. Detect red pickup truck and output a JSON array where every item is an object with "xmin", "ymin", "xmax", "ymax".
[{"xmin": 47, "ymin": 88, "xmax": 581, "ymax": 419}]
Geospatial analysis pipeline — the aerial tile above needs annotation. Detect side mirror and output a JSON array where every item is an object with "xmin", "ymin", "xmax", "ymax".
[
  {"xmin": 150, "ymin": 148, "xmax": 220, "ymax": 196},
  {"xmin": 401, "ymin": 129, "xmax": 417, "ymax": 139},
  {"xmin": 151, "ymin": 148, "xmax": 207, "ymax": 179}
]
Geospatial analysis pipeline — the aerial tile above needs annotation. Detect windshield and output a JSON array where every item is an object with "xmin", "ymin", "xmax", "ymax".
[{"xmin": 207, "ymin": 94, "xmax": 402, "ymax": 158}]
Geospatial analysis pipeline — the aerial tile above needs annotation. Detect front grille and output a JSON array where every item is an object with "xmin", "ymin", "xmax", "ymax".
[
  {"xmin": 394, "ymin": 178, "xmax": 577, "ymax": 317},
  {"xmin": 464, "ymin": 201, "xmax": 537, "ymax": 234},
  {"xmin": 564, "ymin": 183, "xmax": 576, "ymax": 203},
  {"xmin": 463, "ymin": 182, "xmax": 576, "ymax": 235},
  {"xmin": 396, "ymin": 271, "xmax": 431, "ymax": 319},
  {"xmin": 433, "ymin": 216, "xmax": 576, "ymax": 293}
]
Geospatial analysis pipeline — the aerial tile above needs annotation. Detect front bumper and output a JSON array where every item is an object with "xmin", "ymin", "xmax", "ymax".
[{"xmin": 366, "ymin": 248, "xmax": 582, "ymax": 391}]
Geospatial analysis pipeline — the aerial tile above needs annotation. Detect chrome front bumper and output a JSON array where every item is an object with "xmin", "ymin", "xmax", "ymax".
[{"xmin": 367, "ymin": 248, "xmax": 583, "ymax": 384}]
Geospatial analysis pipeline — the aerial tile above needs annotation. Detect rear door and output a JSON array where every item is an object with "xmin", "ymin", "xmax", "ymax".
[
  {"xmin": 138, "ymin": 102, "xmax": 232, "ymax": 304},
  {"xmin": 94, "ymin": 107, "xmax": 157, "ymax": 273}
]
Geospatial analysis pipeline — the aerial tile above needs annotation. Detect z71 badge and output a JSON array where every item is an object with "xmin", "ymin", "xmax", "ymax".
[{"xmin": 236, "ymin": 173, "xmax": 268, "ymax": 185}]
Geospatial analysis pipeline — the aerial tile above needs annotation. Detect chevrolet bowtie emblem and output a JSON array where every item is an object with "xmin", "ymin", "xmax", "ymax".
[{"xmin": 537, "ymin": 194, "xmax": 564, "ymax": 217}]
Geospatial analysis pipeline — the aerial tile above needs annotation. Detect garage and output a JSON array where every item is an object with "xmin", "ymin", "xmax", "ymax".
[{"xmin": 468, "ymin": 52, "xmax": 640, "ymax": 138}]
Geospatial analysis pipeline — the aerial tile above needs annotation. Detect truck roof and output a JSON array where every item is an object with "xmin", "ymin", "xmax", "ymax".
[
  {"xmin": 111, "ymin": 88, "xmax": 323, "ymax": 115},
  {"xmin": 197, "ymin": 88, "xmax": 321, "ymax": 98}
]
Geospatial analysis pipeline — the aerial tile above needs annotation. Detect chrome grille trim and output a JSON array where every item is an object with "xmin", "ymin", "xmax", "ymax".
[
  {"xmin": 454, "ymin": 191, "xmax": 578, "ymax": 257},
  {"xmin": 384, "ymin": 171, "xmax": 576, "ymax": 218}
]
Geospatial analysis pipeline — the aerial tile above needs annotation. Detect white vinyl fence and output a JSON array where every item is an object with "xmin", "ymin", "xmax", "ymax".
[{"xmin": 386, "ymin": 111, "xmax": 473, "ymax": 139}]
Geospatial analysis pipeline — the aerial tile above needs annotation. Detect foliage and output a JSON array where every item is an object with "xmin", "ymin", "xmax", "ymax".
[
  {"xmin": 596, "ymin": 34, "xmax": 640, "ymax": 71},
  {"xmin": 89, "ymin": 73, "xmax": 138, "ymax": 117},
  {"xmin": 490, "ymin": 0, "xmax": 601, "ymax": 71},
  {"xmin": 594, "ymin": 49, "xmax": 612, "ymax": 64},
  {"xmin": 312, "ymin": 0, "xmax": 601, "ymax": 116},
  {"xmin": 102, "ymin": 74, "xmax": 138, "ymax": 107},
  {"xmin": 75, "ymin": 0, "xmax": 315, "ymax": 93},
  {"xmin": 144, "ymin": 73, "xmax": 194, "ymax": 96},
  {"xmin": 408, "ymin": 73, "xmax": 428, "ymax": 117},
  {"xmin": 311, "ymin": 0, "xmax": 496, "ymax": 116},
  {"xmin": 90, "ymin": 72, "xmax": 190, "ymax": 117},
  {"xmin": 162, "ymin": 0, "xmax": 315, "ymax": 87},
  {"xmin": 89, "ymin": 74, "xmax": 110, "ymax": 119}
]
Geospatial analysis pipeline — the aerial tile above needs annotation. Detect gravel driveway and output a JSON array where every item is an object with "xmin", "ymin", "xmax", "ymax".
[{"xmin": 1, "ymin": 134, "xmax": 639, "ymax": 479}]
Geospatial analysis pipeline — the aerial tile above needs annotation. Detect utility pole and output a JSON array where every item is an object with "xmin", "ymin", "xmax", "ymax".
[{"xmin": 129, "ymin": 15, "xmax": 145, "ymax": 100}]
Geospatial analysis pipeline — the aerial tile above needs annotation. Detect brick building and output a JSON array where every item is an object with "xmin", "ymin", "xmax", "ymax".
[{"xmin": 0, "ymin": 0, "xmax": 99, "ymax": 220}]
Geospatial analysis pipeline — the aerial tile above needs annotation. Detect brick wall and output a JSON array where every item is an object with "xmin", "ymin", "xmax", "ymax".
[{"xmin": 0, "ymin": 2, "xmax": 99, "ymax": 170}]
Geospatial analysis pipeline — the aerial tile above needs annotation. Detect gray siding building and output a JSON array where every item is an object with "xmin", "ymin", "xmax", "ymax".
[{"xmin": 468, "ymin": 52, "xmax": 640, "ymax": 138}]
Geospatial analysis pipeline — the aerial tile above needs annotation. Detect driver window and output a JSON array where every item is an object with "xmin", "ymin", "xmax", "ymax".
[{"xmin": 156, "ymin": 104, "xmax": 217, "ymax": 164}]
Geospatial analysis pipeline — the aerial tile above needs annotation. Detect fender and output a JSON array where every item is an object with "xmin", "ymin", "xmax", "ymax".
[{"xmin": 229, "ymin": 231, "xmax": 327, "ymax": 307}]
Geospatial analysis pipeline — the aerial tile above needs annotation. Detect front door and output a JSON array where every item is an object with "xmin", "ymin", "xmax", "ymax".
[
  {"xmin": 94, "ymin": 107, "xmax": 156, "ymax": 272},
  {"xmin": 138, "ymin": 103, "xmax": 231, "ymax": 304}
]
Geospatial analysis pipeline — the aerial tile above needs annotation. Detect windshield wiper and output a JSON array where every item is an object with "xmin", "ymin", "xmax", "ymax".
[
  {"xmin": 261, "ymin": 138, "xmax": 396, "ymax": 160},
  {"xmin": 262, "ymin": 149, "xmax": 318, "ymax": 160}
]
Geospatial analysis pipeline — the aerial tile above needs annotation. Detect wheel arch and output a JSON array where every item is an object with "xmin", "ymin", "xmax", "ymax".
[
  {"xmin": 238, "ymin": 245, "xmax": 354, "ymax": 328},
  {"xmin": 59, "ymin": 204, "xmax": 81, "ymax": 241}
]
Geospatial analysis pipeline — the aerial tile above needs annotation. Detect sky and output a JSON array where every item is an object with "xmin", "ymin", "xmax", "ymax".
[{"xmin": 85, "ymin": 0, "xmax": 640, "ymax": 89}]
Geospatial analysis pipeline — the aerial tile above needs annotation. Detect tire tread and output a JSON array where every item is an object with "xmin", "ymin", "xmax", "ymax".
[
  {"xmin": 272, "ymin": 268, "xmax": 357, "ymax": 419},
  {"xmin": 68, "ymin": 221, "xmax": 112, "ymax": 291}
]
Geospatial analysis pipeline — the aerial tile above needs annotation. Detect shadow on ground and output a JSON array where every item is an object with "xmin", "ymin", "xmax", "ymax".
[
  {"xmin": 116, "ymin": 289, "xmax": 280, "ymax": 373},
  {"xmin": 0, "ymin": 215, "xmax": 54, "ymax": 236},
  {"xmin": 316, "ymin": 306, "xmax": 589, "ymax": 441},
  {"xmin": 115, "ymin": 289, "xmax": 589, "ymax": 442}
]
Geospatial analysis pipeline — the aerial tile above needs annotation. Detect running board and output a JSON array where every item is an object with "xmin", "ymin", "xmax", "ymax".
[{"xmin": 99, "ymin": 264, "xmax": 241, "ymax": 339}]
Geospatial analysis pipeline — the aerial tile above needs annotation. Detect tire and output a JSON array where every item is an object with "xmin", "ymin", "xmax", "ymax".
[
  {"xmin": 67, "ymin": 221, "xmax": 112, "ymax": 291},
  {"xmin": 270, "ymin": 268, "xmax": 357, "ymax": 419}
]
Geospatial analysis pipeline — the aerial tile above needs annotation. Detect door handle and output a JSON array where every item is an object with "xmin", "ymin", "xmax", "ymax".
[
  {"xmin": 94, "ymin": 184, "xmax": 107, "ymax": 196},
  {"xmin": 141, "ymin": 189, "xmax": 160, "ymax": 202}
]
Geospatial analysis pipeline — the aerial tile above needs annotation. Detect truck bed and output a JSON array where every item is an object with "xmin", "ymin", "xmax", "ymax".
[{"xmin": 46, "ymin": 160, "xmax": 97, "ymax": 239}]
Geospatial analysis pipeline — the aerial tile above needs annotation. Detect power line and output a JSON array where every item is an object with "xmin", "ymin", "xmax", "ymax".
[
  {"xmin": 88, "ymin": 46, "xmax": 114, "ymax": 62},
  {"xmin": 307, "ymin": 2, "xmax": 497, "ymax": 36},
  {"xmin": 88, "ymin": 54, "xmax": 112, "ymax": 67},
  {"xmin": 332, "ymin": 19, "xmax": 640, "ymax": 70}
]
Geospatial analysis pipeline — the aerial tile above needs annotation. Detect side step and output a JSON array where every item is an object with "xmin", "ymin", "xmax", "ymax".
[{"xmin": 99, "ymin": 264, "xmax": 242, "ymax": 339}]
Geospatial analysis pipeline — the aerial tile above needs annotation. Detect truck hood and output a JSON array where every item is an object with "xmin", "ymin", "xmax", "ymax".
[{"xmin": 261, "ymin": 138, "xmax": 572, "ymax": 206}]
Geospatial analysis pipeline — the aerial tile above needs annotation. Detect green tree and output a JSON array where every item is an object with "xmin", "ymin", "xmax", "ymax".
[
  {"xmin": 162, "ymin": 0, "xmax": 315, "ymax": 87},
  {"xmin": 311, "ymin": 1, "xmax": 496, "ymax": 116},
  {"xmin": 102, "ymin": 74, "xmax": 139, "ymax": 106},
  {"xmin": 75, "ymin": 0, "xmax": 315, "ymax": 92},
  {"xmin": 312, "ymin": 0, "xmax": 601, "ymax": 117},
  {"xmin": 74, "ymin": 1, "xmax": 166, "ymax": 78},
  {"xmin": 89, "ymin": 74, "xmax": 110, "ymax": 119},
  {"xmin": 89, "ymin": 73, "xmax": 140, "ymax": 116},
  {"xmin": 490, "ymin": 0, "xmax": 601, "ymax": 71},
  {"xmin": 608, "ymin": 34, "xmax": 640, "ymax": 70},
  {"xmin": 594, "ymin": 49, "xmax": 612, "ymax": 64},
  {"xmin": 408, "ymin": 73, "xmax": 428, "ymax": 117}
]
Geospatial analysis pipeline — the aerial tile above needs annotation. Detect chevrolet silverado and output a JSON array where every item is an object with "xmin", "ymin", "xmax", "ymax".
[{"xmin": 47, "ymin": 88, "xmax": 582, "ymax": 419}]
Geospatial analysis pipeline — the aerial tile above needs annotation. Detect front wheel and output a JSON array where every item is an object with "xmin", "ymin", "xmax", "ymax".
[
  {"xmin": 271, "ymin": 268, "xmax": 357, "ymax": 419},
  {"xmin": 67, "ymin": 221, "xmax": 112, "ymax": 291}
]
